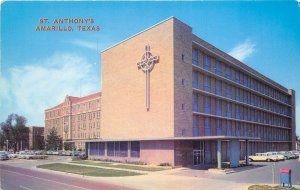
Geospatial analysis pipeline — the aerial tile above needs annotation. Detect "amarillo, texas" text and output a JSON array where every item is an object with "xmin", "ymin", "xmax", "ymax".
[{"xmin": 35, "ymin": 18, "xmax": 100, "ymax": 32}]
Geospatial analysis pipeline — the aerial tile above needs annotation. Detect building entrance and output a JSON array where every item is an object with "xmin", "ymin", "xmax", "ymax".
[{"xmin": 193, "ymin": 141, "xmax": 205, "ymax": 166}]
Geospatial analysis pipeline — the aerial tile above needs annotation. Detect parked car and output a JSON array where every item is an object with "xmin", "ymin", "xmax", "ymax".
[
  {"xmin": 0, "ymin": 151, "xmax": 9, "ymax": 160},
  {"xmin": 266, "ymin": 152, "xmax": 285, "ymax": 161},
  {"xmin": 288, "ymin": 151, "xmax": 299, "ymax": 158},
  {"xmin": 249, "ymin": 153, "xmax": 280, "ymax": 162},
  {"xmin": 278, "ymin": 151, "xmax": 296, "ymax": 160}
]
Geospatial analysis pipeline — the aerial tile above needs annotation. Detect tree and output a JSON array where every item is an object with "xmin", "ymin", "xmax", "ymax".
[
  {"xmin": 64, "ymin": 142, "xmax": 75, "ymax": 151},
  {"xmin": 45, "ymin": 127, "xmax": 62, "ymax": 150},
  {"xmin": 0, "ymin": 114, "xmax": 28, "ymax": 151}
]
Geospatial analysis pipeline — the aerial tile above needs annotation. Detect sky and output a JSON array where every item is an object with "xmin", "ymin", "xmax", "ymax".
[{"xmin": 1, "ymin": 1, "xmax": 300, "ymax": 135}]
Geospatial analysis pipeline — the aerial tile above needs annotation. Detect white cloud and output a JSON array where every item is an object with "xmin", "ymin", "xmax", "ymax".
[
  {"xmin": 70, "ymin": 39, "xmax": 98, "ymax": 51},
  {"xmin": 1, "ymin": 53, "xmax": 99, "ymax": 126},
  {"xmin": 228, "ymin": 39, "xmax": 256, "ymax": 62}
]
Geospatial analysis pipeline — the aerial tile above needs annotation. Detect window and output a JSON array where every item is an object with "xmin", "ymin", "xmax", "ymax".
[
  {"xmin": 243, "ymin": 75, "xmax": 248, "ymax": 87},
  {"xmin": 250, "ymin": 79, "xmax": 255, "ymax": 89},
  {"xmin": 244, "ymin": 123, "xmax": 248, "ymax": 136},
  {"xmin": 192, "ymin": 116, "xmax": 199, "ymax": 136},
  {"xmin": 192, "ymin": 48, "xmax": 198, "ymax": 65},
  {"xmin": 226, "ymin": 84, "xmax": 231, "ymax": 98},
  {"xmin": 203, "ymin": 55, "xmax": 211, "ymax": 71},
  {"xmin": 225, "ymin": 66, "xmax": 231, "ymax": 79},
  {"xmin": 226, "ymin": 102, "xmax": 232, "ymax": 118},
  {"xmin": 251, "ymin": 109, "xmax": 255, "ymax": 121},
  {"xmin": 120, "ymin": 142, "xmax": 128, "ymax": 157},
  {"xmin": 235, "ymin": 105, "xmax": 240, "ymax": 119},
  {"xmin": 114, "ymin": 142, "xmax": 121, "ymax": 157},
  {"xmin": 235, "ymin": 88, "xmax": 240, "ymax": 101},
  {"xmin": 181, "ymin": 103, "xmax": 185, "ymax": 110},
  {"xmin": 131, "ymin": 141, "xmax": 140, "ymax": 158},
  {"xmin": 250, "ymin": 94, "xmax": 254, "ymax": 105},
  {"xmin": 216, "ymin": 99, "xmax": 222, "ymax": 116},
  {"xmin": 192, "ymin": 71, "xmax": 198, "ymax": 88},
  {"xmin": 181, "ymin": 78, "xmax": 185, "ymax": 85},
  {"xmin": 215, "ymin": 80, "xmax": 222, "ymax": 96},
  {"xmin": 216, "ymin": 119, "xmax": 222, "ymax": 135},
  {"xmin": 204, "ymin": 96, "xmax": 211, "ymax": 114},
  {"xmin": 107, "ymin": 142, "xmax": 115, "ymax": 156},
  {"xmin": 244, "ymin": 107, "xmax": 248, "ymax": 120},
  {"xmin": 236, "ymin": 122, "xmax": 241, "ymax": 136},
  {"xmin": 226, "ymin": 120, "xmax": 232, "ymax": 136},
  {"xmin": 204, "ymin": 75, "xmax": 211, "ymax": 92},
  {"xmin": 243, "ymin": 91, "xmax": 248, "ymax": 103},
  {"xmin": 215, "ymin": 61, "xmax": 222, "ymax": 75},
  {"xmin": 193, "ymin": 94, "xmax": 199, "ymax": 112},
  {"xmin": 181, "ymin": 54, "xmax": 185, "ymax": 61},
  {"xmin": 98, "ymin": 142, "xmax": 105, "ymax": 156},
  {"xmin": 235, "ymin": 71, "xmax": 240, "ymax": 83},
  {"xmin": 204, "ymin": 117, "xmax": 211, "ymax": 136}
]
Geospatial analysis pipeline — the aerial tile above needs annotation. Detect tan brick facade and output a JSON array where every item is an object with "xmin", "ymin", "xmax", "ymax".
[
  {"xmin": 45, "ymin": 92, "xmax": 101, "ymax": 150},
  {"xmin": 46, "ymin": 17, "xmax": 295, "ymax": 166}
]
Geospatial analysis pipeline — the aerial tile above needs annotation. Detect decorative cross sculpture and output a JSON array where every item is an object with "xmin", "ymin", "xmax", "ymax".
[{"xmin": 137, "ymin": 45, "xmax": 159, "ymax": 111}]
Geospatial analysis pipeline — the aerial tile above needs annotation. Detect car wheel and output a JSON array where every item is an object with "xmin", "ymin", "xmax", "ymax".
[
  {"xmin": 267, "ymin": 159, "xmax": 271, "ymax": 162},
  {"xmin": 249, "ymin": 158, "xmax": 253, "ymax": 162}
]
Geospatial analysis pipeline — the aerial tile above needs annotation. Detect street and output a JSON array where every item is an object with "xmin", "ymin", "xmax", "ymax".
[{"xmin": 0, "ymin": 164, "xmax": 135, "ymax": 190}]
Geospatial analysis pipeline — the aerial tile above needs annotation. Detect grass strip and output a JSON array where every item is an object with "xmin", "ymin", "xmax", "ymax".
[
  {"xmin": 37, "ymin": 163, "xmax": 142, "ymax": 177},
  {"xmin": 71, "ymin": 160, "xmax": 167, "ymax": 172}
]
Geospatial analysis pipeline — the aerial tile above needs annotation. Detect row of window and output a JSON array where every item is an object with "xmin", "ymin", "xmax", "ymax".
[
  {"xmin": 193, "ymin": 94, "xmax": 290, "ymax": 128},
  {"xmin": 192, "ymin": 116, "xmax": 290, "ymax": 141},
  {"xmin": 72, "ymin": 99, "xmax": 101, "ymax": 113},
  {"xmin": 73, "ymin": 132, "xmax": 100, "ymax": 139},
  {"xmin": 192, "ymin": 48, "xmax": 290, "ymax": 104},
  {"xmin": 74, "ymin": 112, "xmax": 101, "ymax": 122},
  {"xmin": 89, "ymin": 141, "xmax": 140, "ymax": 158},
  {"xmin": 192, "ymin": 73, "xmax": 291, "ymax": 116},
  {"xmin": 46, "ymin": 99, "xmax": 101, "ymax": 119},
  {"xmin": 74, "ymin": 122, "xmax": 100, "ymax": 131}
]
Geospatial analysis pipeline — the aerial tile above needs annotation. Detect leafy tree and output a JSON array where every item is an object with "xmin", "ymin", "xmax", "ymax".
[
  {"xmin": 63, "ymin": 142, "xmax": 75, "ymax": 151},
  {"xmin": 45, "ymin": 127, "xmax": 62, "ymax": 150},
  {"xmin": 0, "ymin": 114, "xmax": 28, "ymax": 151}
]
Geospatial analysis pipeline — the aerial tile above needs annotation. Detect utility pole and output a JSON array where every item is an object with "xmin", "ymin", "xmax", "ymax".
[{"xmin": 6, "ymin": 140, "xmax": 8, "ymax": 151}]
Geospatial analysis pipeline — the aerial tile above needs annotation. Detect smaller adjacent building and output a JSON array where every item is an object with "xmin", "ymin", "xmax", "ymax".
[{"xmin": 44, "ymin": 92, "xmax": 101, "ymax": 150}]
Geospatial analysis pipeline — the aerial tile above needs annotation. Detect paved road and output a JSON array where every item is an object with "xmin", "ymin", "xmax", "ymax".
[
  {"xmin": 0, "ymin": 165, "xmax": 135, "ymax": 190},
  {"xmin": 173, "ymin": 159, "xmax": 300, "ymax": 186}
]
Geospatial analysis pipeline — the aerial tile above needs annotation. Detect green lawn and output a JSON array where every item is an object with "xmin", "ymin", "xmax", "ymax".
[
  {"xmin": 37, "ymin": 163, "xmax": 142, "ymax": 177},
  {"xmin": 71, "ymin": 160, "xmax": 168, "ymax": 172}
]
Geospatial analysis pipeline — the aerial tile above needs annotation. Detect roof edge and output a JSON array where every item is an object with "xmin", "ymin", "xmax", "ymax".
[{"xmin": 101, "ymin": 16, "xmax": 175, "ymax": 53}]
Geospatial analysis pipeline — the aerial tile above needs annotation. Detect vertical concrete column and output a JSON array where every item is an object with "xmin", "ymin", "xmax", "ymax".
[
  {"xmin": 104, "ymin": 142, "xmax": 107, "ymax": 156},
  {"xmin": 230, "ymin": 139, "xmax": 240, "ymax": 167},
  {"xmin": 217, "ymin": 140, "xmax": 222, "ymax": 169},
  {"xmin": 245, "ymin": 140, "xmax": 249, "ymax": 165},
  {"xmin": 288, "ymin": 89, "xmax": 296, "ymax": 150},
  {"xmin": 128, "ymin": 141, "xmax": 131, "ymax": 158}
]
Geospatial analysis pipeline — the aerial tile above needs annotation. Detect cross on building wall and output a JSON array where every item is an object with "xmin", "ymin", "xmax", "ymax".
[{"xmin": 137, "ymin": 45, "xmax": 160, "ymax": 111}]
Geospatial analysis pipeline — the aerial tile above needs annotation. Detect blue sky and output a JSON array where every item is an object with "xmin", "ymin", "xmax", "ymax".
[{"xmin": 1, "ymin": 1, "xmax": 300, "ymax": 135}]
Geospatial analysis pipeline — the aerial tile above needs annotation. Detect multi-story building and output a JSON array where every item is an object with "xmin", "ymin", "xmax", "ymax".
[
  {"xmin": 45, "ymin": 92, "xmax": 101, "ymax": 150},
  {"xmin": 74, "ymin": 17, "xmax": 295, "ymax": 167},
  {"xmin": 28, "ymin": 126, "xmax": 44, "ymax": 150}
]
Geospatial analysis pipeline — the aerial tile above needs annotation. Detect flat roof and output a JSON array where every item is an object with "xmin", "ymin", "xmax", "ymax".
[{"xmin": 67, "ymin": 136, "xmax": 260, "ymax": 143}]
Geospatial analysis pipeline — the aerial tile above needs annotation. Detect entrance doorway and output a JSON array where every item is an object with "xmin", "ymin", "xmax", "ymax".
[{"xmin": 193, "ymin": 141, "xmax": 205, "ymax": 166}]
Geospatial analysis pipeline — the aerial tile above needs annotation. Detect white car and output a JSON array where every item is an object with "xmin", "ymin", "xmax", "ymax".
[{"xmin": 266, "ymin": 152, "xmax": 285, "ymax": 161}]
